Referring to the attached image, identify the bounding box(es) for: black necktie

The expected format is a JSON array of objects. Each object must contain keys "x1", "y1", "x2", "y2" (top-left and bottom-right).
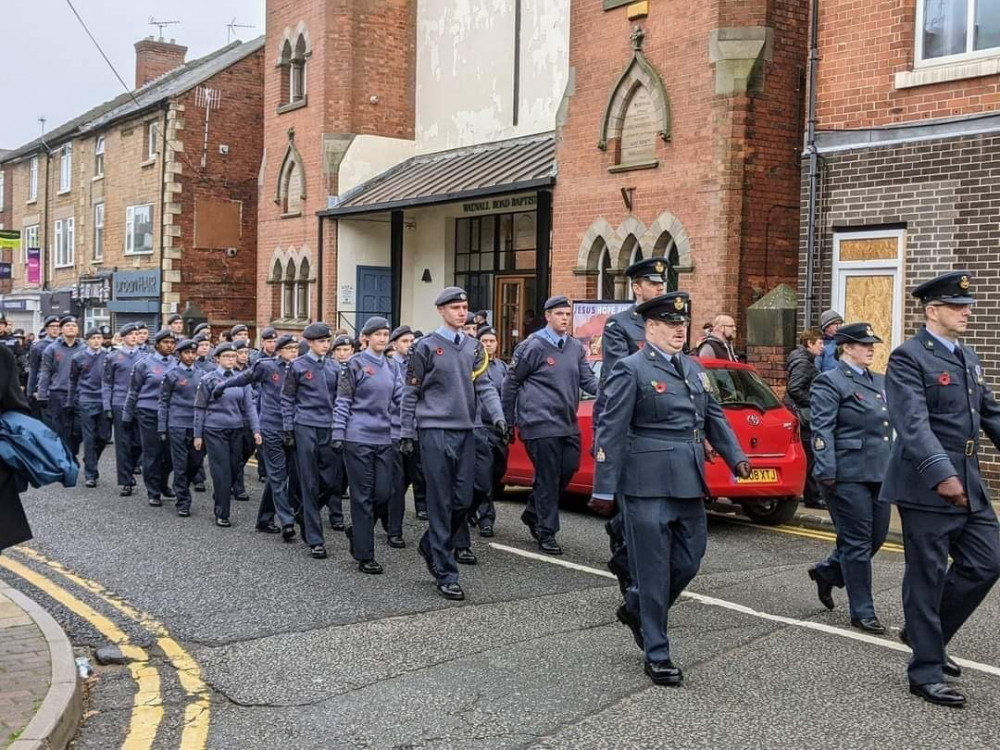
[
  {"x1": 224, "y1": 370, "x2": 233, "y2": 378},
  {"x1": 955, "y1": 346, "x2": 966, "y2": 368},
  {"x1": 672, "y1": 355, "x2": 685, "y2": 380},
  {"x1": 558, "y1": 339, "x2": 564, "y2": 350},
  {"x1": 454, "y1": 334, "x2": 461, "y2": 346}
]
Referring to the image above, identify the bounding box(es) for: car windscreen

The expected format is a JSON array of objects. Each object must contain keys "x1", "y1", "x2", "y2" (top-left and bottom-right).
[{"x1": 704, "y1": 367, "x2": 781, "y2": 411}]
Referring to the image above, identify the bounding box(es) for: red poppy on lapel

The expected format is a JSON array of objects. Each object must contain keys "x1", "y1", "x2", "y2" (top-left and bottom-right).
[
  {"x1": 546, "y1": 357, "x2": 556, "y2": 366},
  {"x1": 305, "y1": 371, "x2": 314, "y2": 380},
  {"x1": 637, "y1": 341, "x2": 646, "y2": 350},
  {"x1": 153, "y1": 368, "x2": 161, "y2": 375},
  {"x1": 271, "y1": 373, "x2": 280, "y2": 382},
  {"x1": 854, "y1": 392, "x2": 864, "y2": 401},
  {"x1": 651, "y1": 381, "x2": 666, "y2": 393},
  {"x1": 938, "y1": 372, "x2": 951, "y2": 386},
  {"x1": 364, "y1": 366, "x2": 375, "y2": 376},
  {"x1": 179, "y1": 379, "x2": 188, "y2": 386},
  {"x1": 436, "y1": 347, "x2": 444, "y2": 356}
]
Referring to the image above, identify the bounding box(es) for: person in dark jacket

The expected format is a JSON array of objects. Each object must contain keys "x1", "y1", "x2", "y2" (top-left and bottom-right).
[
  {"x1": 0, "y1": 345, "x2": 33, "y2": 552},
  {"x1": 69, "y1": 328, "x2": 111, "y2": 488},
  {"x1": 816, "y1": 309, "x2": 844, "y2": 373},
  {"x1": 785, "y1": 328, "x2": 825, "y2": 509}
]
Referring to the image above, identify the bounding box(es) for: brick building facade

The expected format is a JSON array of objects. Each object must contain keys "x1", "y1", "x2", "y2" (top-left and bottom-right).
[
  {"x1": 0, "y1": 37, "x2": 263, "y2": 336},
  {"x1": 552, "y1": 0, "x2": 808, "y2": 347},
  {"x1": 800, "y1": 0, "x2": 1000, "y2": 488}
]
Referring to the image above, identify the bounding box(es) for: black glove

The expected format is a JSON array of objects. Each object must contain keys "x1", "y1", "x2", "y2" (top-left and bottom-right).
[
  {"x1": 331, "y1": 440, "x2": 344, "y2": 454},
  {"x1": 492, "y1": 420, "x2": 508, "y2": 440},
  {"x1": 159, "y1": 432, "x2": 168, "y2": 444},
  {"x1": 505, "y1": 425, "x2": 517, "y2": 445},
  {"x1": 104, "y1": 410, "x2": 114, "y2": 421},
  {"x1": 212, "y1": 386, "x2": 226, "y2": 399},
  {"x1": 282, "y1": 431, "x2": 295, "y2": 448},
  {"x1": 399, "y1": 438, "x2": 415, "y2": 456},
  {"x1": 735, "y1": 461, "x2": 752, "y2": 480}
]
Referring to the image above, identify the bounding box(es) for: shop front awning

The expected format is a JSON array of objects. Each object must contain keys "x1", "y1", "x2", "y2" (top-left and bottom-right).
[{"x1": 319, "y1": 132, "x2": 556, "y2": 218}]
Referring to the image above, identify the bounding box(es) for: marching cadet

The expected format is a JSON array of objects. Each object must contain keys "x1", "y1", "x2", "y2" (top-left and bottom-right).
[
  {"x1": 502, "y1": 296, "x2": 598, "y2": 555},
  {"x1": 595, "y1": 258, "x2": 668, "y2": 597},
  {"x1": 69, "y1": 328, "x2": 111, "y2": 488},
  {"x1": 135, "y1": 323, "x2": 151, "y2": 353},
  {"x1": 166, "y1": 314, "x2": 186, "y2": 337},
  {"x1": 158, "y1": 339, "x2": 206, "y2": 517},
  {"x1": 334, "y1": 316, "x2": 402, "y2": 574},
  {"x1": 214, "y1": 334, "x2": 301, "y2": 540},
  {"x1": 590, "y1": 292, "x2": 750, "y2": 686},
  {"x1": 193, "y1": 342, "x2": 262, "y2": 527},
  {"x1": 230, "y1": 339, "x2": 254, "y2": 502},
  {"x1": 463, "y1": 313, "x2": 479, "y2": 338},
  {"x1": 103, "y1": 323, "x2": 144, "y2": 496},
  {"x1": 27, "y1": 315, "x2": 61, "y2": 420},
  {"x1": 327, "y1": 333, "x2": 356, "y2": 529},
  {"x1": 400, "y1": 287, "x2": 507, "y2": 601},
  {"x1": 882, "y1": 271, "x2": 1000, "y2": 708},
  {"x1": 389, "y1": 325, "x2": 428, "y2": 523},
  {"x1": 281, "y1": 323, "x2": 343, "y2": 558},
  {"x1": 194, "y1": 334, "x2": 215, "y2": 373},
  {"x1": 123, "y1": 330, "x2": 177, "y2": 506},
  {"x1": 37, "y1": 315, "x2": 84, "y2": 455},
  {"x1": 332, "y1": 334, "x2": 354, "y2": 364},
  {"x1": 467, "y1": 326, "x2": 508, "y2": 537},
  {"x1": 806, "y1": 323, "x2": 893, "y2": 634},
  {"x1": 252, "y1": 327, "x2": 278, "y2": 364},
  {"x1": 230, "y1": 324, "x2": 259, "y2": 361}
]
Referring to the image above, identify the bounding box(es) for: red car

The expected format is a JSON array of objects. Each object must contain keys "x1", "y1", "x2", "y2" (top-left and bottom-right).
[{"x1": 503, "y1": 357, "x2": 807, "y2": 525}]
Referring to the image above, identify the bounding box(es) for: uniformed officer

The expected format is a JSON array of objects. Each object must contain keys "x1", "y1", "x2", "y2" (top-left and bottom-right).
[
  {"x1": 214, "y1": 334, "x2": 301, "y2": 539},
  {"x1": 194, "y1": 342, "x2": 262, "y2": 527},
  {"x1": 280, "y1": 322, "x2": 342, "y2": 558},
  {"x1": 229, "y1": 339, "x2": 255, "y2": 502},
  {"x1": 502, "y1": 295, "x2": 598, "y2": 555},
  {"x1": 806, "y1": 322, "x2": 892, "y2": 633},
  {"x1": 590, "y1": 292, "x2": 750, "y2": 685},
  {"x1": 193, "y1": 334, "x2": 215, "y2": 373},
  {"x1": 69, "y1": 328, "x2": 111, "y2": 488},
  {"x1": 166, "y1": 313, "x2": 186, "y2": 337},
  {"x1": 103, "y1": 323, "x2": 144, "y2": 495},
  {"x1": 124, "y1": 329, "x2": 177, "y2": 505},
  {"x1": 881, "y1": 271, "x2": 1000, "y2": 708},
  {"x1": 37, "y1": 315, "x2": 84, "y2": 454},
  {"x1": 400, "y1": 287, "x2": 506, "y2": 601},
  {"x1": 158, "y1": 339, "x2": 206, "y2": 516},
  {"x1": 594, "y1": 258, "x2": 668, "y2": 595},
  {"x1": 328, "y1": 333, "x2": 356, "y2": 529},
  {"x1": 467, "y1": 326, "x2": 508, "y2": 537},
  {"x1": 193, "y1": 322, "x2": 211, "y2": 339},
  {"x1": 388, "y1": 326, "x2": 427, "y2": 521},
  {"x1": 27, "y1": 316, "x2": 61, "y2": 419},
  {"x1": 135, "y1": 323, "x2": 151, "y2": 353},
  {"x1": 334, "y1": 316, "x2": 402, "y2": 574}
]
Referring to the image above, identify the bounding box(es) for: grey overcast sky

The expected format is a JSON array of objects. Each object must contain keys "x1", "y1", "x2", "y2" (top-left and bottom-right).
[{"x1": 0, "y1": 0, "x2": 265, "y2": 149}]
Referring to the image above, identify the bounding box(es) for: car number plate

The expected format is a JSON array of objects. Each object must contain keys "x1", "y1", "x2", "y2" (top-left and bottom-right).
[{"x1": 736, "y1": 468, "x2": 778, "y2": 484}]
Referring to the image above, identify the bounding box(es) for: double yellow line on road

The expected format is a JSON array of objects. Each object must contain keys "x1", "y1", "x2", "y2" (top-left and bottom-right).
[
  {"x1": 0, "y1": 547, "x2": 210, "y2": 749},
  {"x1": 713, "y1": 516, "x2": 906, "y2": 554}
]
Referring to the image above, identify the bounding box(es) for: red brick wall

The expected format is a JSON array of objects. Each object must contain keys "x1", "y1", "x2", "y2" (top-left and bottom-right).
[
  {"x1": 814, "y1": 1, "x2": 1000, "y2": 129},
  {"x1": 135, "y1": 39, "x2": 188, "y2": 88},
  {"x1": 747, "y1": 343, "x2": 792, "y2": 395}
]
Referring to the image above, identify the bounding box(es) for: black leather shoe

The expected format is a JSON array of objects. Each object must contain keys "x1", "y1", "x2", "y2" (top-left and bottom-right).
[
  {"x1": 359, "y1": 560, "x2": 384, "y2": 575},
  {"x1": 256, "y1": 523, "x2": 281, "y2": 534},
  {"x1": 387, "y1": 535, "x2": 406, "y2": 549},
  {"x1": 417, "y1": 538, "x2": 438, "y2": 579},
  {"x1": 344, "y1": 525, "x2": 355, "y2": 557},
  {"x1": 909, "y1": 682, "x2": 966, "y2": 708},
  {"x1": 478, "y1": 523, "x2": 494, "y2": 538},
  {"x1": 85, "y1": 479, "x2": 97, "y2": 488},
  {"x1": 281, "y1": 525, "x2": 296, "y2": 542},
  {"x1": 215, "y1": 517, "x2": 231, "y2": 528},
  {"x1": 162, "y1": 488, "x2": 176, "y2": 499},
  {"x1": 520, "y1": 508, "x2": 539, "y2": 541},
  {"x1": 193, "y1": 483, "x2": 206, "y2": 493},
  {"x1": 133, "y1": 466, "x2": 142, "y2": 475},
  {"x1": 177, "y1": 509, "x2": 191, "y2": 517},
  {"x1": 539, "y1": 538, "x2": 563, "y2": 556},
  {"x1": 455, "y1": 548, "x2": 477, "y2": 565},
  {"x1": 437, "y1": 582, "x2": 465, "y2": 601},
  {"x1": 120, "y1": 486, "x2": 133, "y2": 497},
  {"x1": 467, "y1": 515, "x2": 478, "y2": 527},
  {"x1": 415, "y1": 509, "x2": 429, "y2": 521},
  {"x1": 899, "y1": 628, "x2": 962, "y2": 678},
  {"x1": 803, "y1": 498, "x2": 828, "y2": 510},
  {"x1": 644, "y1": 660, "x2": 683, "y2": 686},
  {"x1": 235, "y1": 492, "x2": 250, "y2": 502},
  {"x1": 851, "y1": 617, "x2": 886, "y2": 634},
  {"x1": 310, "y1": 544, "x2": 328, "y2": 559},
  {"x1": 331, "y1": 521, "x2": 346, "y2": 532},
  {"x1": 808, "y1": 567, "x2": 835, "y2": 610},
  {"x1": 616, "y1": 605, "x2": 643, "y2": 650},
  {"x1": 148, "y1": 496, "x2": 163, "y2": 507},
  {"x1": 608, "y1": 557, "x2": 630, "y2": 597}
]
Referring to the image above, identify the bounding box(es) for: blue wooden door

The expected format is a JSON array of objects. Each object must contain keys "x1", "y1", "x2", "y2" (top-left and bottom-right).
[{"x1": 355, "y1": 265, "x2": 392, "y2": 332}]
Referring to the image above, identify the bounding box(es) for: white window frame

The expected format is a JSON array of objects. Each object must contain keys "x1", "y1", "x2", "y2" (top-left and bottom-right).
[
  {"x1": 94, "y1": 136, "x2": 105, "y2": 178},
  {"x1": 84, "y1": 306, "x2": 110, "y2": 332},
  {"x1": 831, "y1": 228, "x2": 906, "y2": 354},
  {"x1": 93, "y1": 203, "x2": 104, "y2": 262},
  {"x1": 125, "y1": 204, "x2": 154, "y2": 255},
  {"x1": 22, "y1": 224, "x2": 39, "y2": 266},
  {"x1": 58, "y1": 144, "x2": 72, "y2": 193},
  {"x1": 915, "y1": 0, "x2": 1000, "y2": 67},
  {"x1": 146, "y1": 121, "x2": 158, "y2": 161},
  {"x1": 0, "y1": 169, "x2": 5, "y2": 210},
  {"x1": 28, "y1": 157, "x2": 38, "y2": 202},
  {"x1": 54, "y1": 217, "x2": 75, "y2": 269}
]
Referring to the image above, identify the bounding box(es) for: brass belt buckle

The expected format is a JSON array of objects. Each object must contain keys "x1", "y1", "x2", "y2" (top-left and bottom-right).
[{"x1": 965, "y1": 440, "x2": 976, "y2": 456}]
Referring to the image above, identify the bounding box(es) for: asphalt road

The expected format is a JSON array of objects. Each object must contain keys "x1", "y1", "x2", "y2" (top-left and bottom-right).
[{"x1": 2, "y1": 454, "x2": 1000, "y2": 749}]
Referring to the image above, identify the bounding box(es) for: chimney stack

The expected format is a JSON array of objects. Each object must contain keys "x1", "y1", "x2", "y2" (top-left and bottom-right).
[{"x1": 134, "y1": 37, "x2": 187, "y2": 88}]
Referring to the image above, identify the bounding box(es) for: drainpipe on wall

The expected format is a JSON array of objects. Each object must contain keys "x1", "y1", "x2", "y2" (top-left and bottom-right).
[
  {"x1": 42, "y1": 150, "x2": 51, "y2": 292},
  {"x1": 316, "y1": 216, "x2": 324, "y2": 324},
  {"x1": 158, "y1": 103, "x2": 169, "y2": 324},
  {"x1": 803, "y1": 0, "x2": 820, "y2": 329}
]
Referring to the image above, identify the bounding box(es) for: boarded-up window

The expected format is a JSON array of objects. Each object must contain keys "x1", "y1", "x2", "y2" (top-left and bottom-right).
[{"x1": 195, "y1": 200, "x2": 242, "y2": 249}]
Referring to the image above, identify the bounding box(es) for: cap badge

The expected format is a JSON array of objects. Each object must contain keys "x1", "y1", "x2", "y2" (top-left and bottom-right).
[
  {"x1": 959, "y1": 275, "x2": 970, "y2": 290},
  {"x1": 673, "y1": 296, "x2": 685, "y2": 311},
  {"x1": 654, "y1": 261, "x2": 665, "y2": 274},
  {"x1": 459, "y1": 293, "x2": 467, "y2": 301},
  {"x1": 865, "y1": 326, "x2": 874, "y2": 338}
]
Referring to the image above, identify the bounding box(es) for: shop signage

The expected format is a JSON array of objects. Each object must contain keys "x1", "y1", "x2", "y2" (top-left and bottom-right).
[
  {"x1": 461, "y1": 194, "x2": 537, "y2": 215},
  {"x1": 26, "y1": 248, "x2": 40, "y2": 284},
  {"x1": 113, "y1": 269, "x2": 161, "y2": 299},
  {"x1": 0, "y1": 263, "x2": 11, "y2": 280},
  {"x1": 0, "y1": 230, "x2": 20, "y2": 249},
  {"x1": 78, "y1": 275, "x2": 111, "y2": 304}
]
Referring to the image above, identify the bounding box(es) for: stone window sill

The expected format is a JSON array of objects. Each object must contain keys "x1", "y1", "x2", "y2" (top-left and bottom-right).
[
  {"x1": 140, "y1": 158, "x2": 157, "y2": 169},
  {"x1": 895, "y1": 56, "x2": 1000, "y2": 89},
  {"x1": 277, "y1": 98, "x2": 307, "y2": 115},
  {"x1": 93, "y1": 174, "x2": 104, "y2": 182},
  {"x1": 57, "y1": 189, "x2": 71, "y2": 196},
  {"x1": 270, "y1": 318, "x2": 309, "y2": 330},
  {"x1": 280, "y1": 210, "x2": 302, "y2": 219},
  {"x1": 26, "y1": 199, "x2": 37, "y2": 206},
  {"x1": 608, "y1": 159, "x2": 659, "y2": 174}
]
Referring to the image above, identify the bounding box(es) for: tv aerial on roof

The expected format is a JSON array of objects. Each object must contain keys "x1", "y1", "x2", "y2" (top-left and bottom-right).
[
  {"x1": 227, "y1": 18, "x2": 256, "y2": 43},
  {"x1": 148, "y1": 17, "x2": 180, "y2": 39}
]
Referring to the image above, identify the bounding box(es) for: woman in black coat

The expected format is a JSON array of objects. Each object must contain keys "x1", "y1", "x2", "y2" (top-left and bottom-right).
[
  {"x1": 784, "y1": 329, "x2": 825, "y2": 509},
  {"x1": 0, "y1": 345, "x2": 32, "y2": 552}
]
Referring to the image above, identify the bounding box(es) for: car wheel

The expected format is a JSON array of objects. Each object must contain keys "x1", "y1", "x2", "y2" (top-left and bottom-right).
[{"x1": 740, "y1": 497, "x2": 798, "y2": 526}]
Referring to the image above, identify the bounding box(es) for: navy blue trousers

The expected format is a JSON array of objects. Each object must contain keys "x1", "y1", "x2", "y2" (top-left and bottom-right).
[
  {"x1": 389, "y1": 441, "x2": 406, "y2": 537},
  {"x1": 136, "y1": 408, "x2": 171, "y2": 499},
  {"x1": 813, "y1": 482, "x2": 890, "y2": 620},
  {"x1": 328, "y1": 453, "x2": 346, "y2": 526},
  {"x1": 47, "y1": 391, "x2": 82, "y2": 457},
  {"x1": 418, "y1": 428, "x2": 475, "y2": 586},
  {"x1": 345, "y1": 442, "x2": 394, "y2": 562},
  {"x1": 899, "y1": 503, "x2": 1000, "y2": 685},
  {"x1": 256, "y1": 430, "x2": 296, "y2": 528},
  {"x1": 204, "y1": 427, "x2": 242, "y2": 521},
  {"x1": 523, "y1": 434, "x2": 581, "y2": 541},
  {"x1": 112, "y1": 406, "x2": 141, "y2": 487},
  {"x1": 78, "y1": 401, "x2": 111, "y2": 482},
  {"x1": 293, "y1": 424, "x2": 341, "y2": 547},
  {"x1": 622, "y1": 495, "x2": 707, "y2": 664},
  {"x1": 168, "y1": 428, "x2": 204, "y2": 512},
  {"x1": 402, "y1": 442, "x2": 427, "y2": 515}
]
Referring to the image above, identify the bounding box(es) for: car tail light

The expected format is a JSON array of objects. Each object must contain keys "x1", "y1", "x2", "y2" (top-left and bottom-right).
[{"x1": 784, "y1": 420, "x2": 801, "y2": 444}]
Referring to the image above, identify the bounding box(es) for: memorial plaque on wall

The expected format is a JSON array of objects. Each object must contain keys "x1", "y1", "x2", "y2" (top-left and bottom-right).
[{"x1": 619, "y1": 86, "x2": 657, "y2": 164}]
